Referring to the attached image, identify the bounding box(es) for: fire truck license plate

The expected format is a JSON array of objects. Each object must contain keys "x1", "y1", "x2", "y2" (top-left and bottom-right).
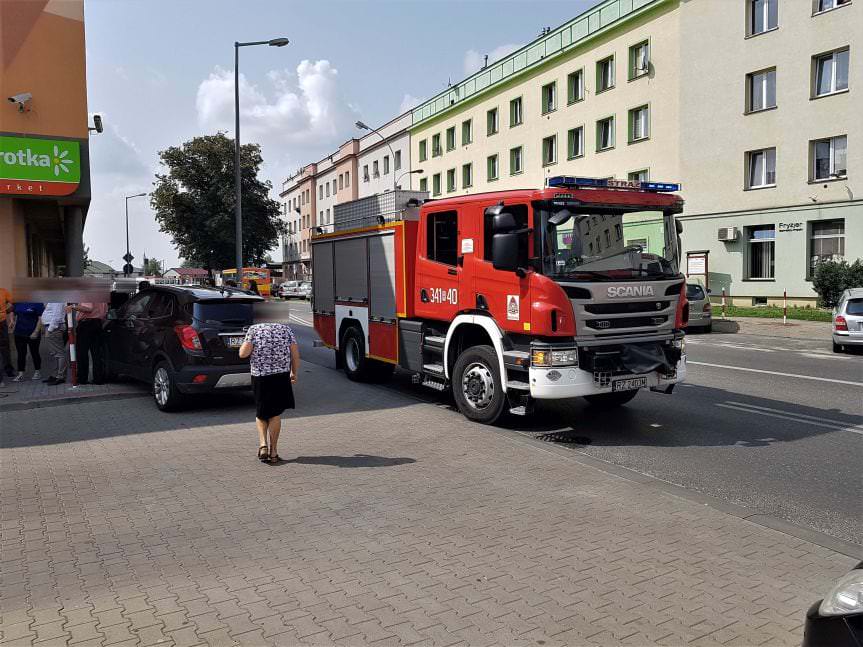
[{"x1": 612, "y1": 376, "x2": 647, "y2": 391}]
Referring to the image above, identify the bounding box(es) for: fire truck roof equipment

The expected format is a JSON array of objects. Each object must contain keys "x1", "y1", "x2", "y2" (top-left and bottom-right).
[{"x1": 547, "y1": 176, "x2": 681, "y2": 193}]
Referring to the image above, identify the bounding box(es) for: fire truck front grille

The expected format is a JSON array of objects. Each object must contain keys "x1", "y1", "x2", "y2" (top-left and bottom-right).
[
  {"x1": 585, "y1": 300, "x2": 671, "y2": 315},
  {"x1": 586, "y1": 315, "x2": 668, "y2": 330},
  {"x1": 594, "y1": 371, "x2": 612, "y2": 387}
]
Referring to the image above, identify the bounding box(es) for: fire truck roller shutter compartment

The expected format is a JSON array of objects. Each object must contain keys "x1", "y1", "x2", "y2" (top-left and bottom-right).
[
  {"x1": 312, "y1": 240, "x2": 336, "y2": 347},
  {"x1": 335, "y1": 237, "x2": 370, "y2": 352},
  {"x1": 368, "y1": 232, "x2": 399, "y2": 363}
]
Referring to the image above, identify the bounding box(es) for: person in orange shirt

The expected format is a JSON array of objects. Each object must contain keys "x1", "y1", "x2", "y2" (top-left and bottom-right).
[{"x1": 0, "y1": 287, "x2": 14, "y2": 380}]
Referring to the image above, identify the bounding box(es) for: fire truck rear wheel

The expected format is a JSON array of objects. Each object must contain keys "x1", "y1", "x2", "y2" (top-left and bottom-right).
[
  {"x1": 341, "y1": 326, "x2": 371, "y2": 382},
  {"x1": 583, "y1": 389, "x2": 639, "y2": 409},
  {"x1": 452, "y1": 345, "x2": 506, "y2": 424}
]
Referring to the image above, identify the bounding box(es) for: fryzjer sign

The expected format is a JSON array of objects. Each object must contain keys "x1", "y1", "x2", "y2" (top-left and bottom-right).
[{"x1": 0, "y1": 135, "x2": 81, "y2": 196}]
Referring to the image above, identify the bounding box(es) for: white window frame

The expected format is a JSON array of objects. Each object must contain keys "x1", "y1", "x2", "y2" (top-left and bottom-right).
[
  {"x1": 811, "y1": 135, "x2": 847, "y2": 181},
  {"x1": 748, "y1": 0, "x2": 778, "y2": 36},
  {"x1": 542, "y1": 135, "x2": 557, "y2": 166},
  {"x1": 629, "y1": 41, "x2": 650, "y2": 79},
  {"x1": 808, "y1": 219, "x2": 845, "y2": 276},
  {"x1": 394, "y1": 150, "x2": 402, "y2": 171},
  {"x1": 567, "y1": 126, "x2": 584, "y2": 159},
  {"x1": 596, "y1": 116, "x2": 615, "y2": 151},
  {"x1": 747, "y1": 68, "x2": 777, "y2": 112},
  {"x1": 814, "y1": 0, "x2": 851, "y2": 14},
  {"x1": 629, "y1": 105, "x2": 649, "y2": 142},
  {"x1": 542, "y1": 82, "x2": 557, "y2": 114},
  {"x1": 597, "y1": 56, "x2": 615, "y2": 92},
  {"x1": 372, "y1": 161, "x2": 379, "y2": 179},
  {"x1": 510, "y1": 146, "x2": 523, "y2": 175},
  {"x1": 746, "y1": 147, "x2": 777, "y2": 188},
  {"x1": 510, "y1": 97, "x2": 523, "y2": 127},
  {"x1": 383, "y1": 155, "x2": 390, "y2": 175},
  {"x1": 446, "y1": 168, "x2": 456, "y2": 193},
  {"x1": 487, "y1": 154, "x2": 499, "y2": 181},
  {"x1": 814, "y1": 48, "x2": 849, "y2": 97},
  {"x1": 462, "y1": 163, "x2": 473, "y2": 188},
  {"x1": 487, "y1": 108, "x2": 499, "y2": 136},
  {"x1": 747, "y1": 225, "x2": 776, "y2": 280},
  {"x1": 567, "y1": 69, "x2": 584, "y2": 104},
  {"x1": 628, "y1": 169, "x2": 649, "y2": 182}
]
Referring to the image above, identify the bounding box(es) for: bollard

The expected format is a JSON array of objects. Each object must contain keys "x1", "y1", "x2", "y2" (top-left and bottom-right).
[
  {"x1": 783, "y1": 289, "x2": 787, "y2": 326},
  {"x1": 67, "y1": 308, "x2": 78, "y2": 387},
  {"x1": 721, "y1": 288, "x2": 727, "y2": 320}
]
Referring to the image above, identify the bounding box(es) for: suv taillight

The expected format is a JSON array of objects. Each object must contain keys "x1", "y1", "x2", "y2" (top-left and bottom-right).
[
  {"x1": 175, "y1": 324, "x2": 202, "y2": 350},
  {"x1": 835, "y1": 315, "x2": 848, "y2": 331}
]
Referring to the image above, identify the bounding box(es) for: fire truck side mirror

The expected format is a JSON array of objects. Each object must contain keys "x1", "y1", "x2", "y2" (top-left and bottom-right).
[
  {"x1": 491, "y1": 233, "x2": 520, "y2": 273},
  {"x1": 675, "y1": 219, "x2": 684, "y2": 234}
]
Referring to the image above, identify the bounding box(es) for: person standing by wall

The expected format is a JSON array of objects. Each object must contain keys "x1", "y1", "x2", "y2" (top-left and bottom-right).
[
  {"x1": 41, "y1": 302, "x2": 68, "y2": 385},
  {"x1": 238, "y1": 321, "x2": 299, "y2": 464},
  {"x1": 11, "y1": 302, "x2": 45, "y2": 381},
  {"x1": 0, "y1": 286, "x2": 13, "y2": 381},
  {"x1": 66, "y1": 302, "x2": 107, "y2": 384}
]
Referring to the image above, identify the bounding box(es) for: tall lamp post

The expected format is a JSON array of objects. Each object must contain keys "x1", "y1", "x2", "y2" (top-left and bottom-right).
[
  {"x1": 234, "y1": 37, "x2": 289, "y2": 278},
  {"x1": 396, "y1": 168, "x2": 424, "y2": 191},
  {"x1": 355, "y1": 121, "x2": 399, "y2": 193},
  {"x1": 123, "y1": 193, "x2": 146, "y2": 276}
]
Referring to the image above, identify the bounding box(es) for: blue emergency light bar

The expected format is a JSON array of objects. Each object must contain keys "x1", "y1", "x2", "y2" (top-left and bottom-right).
[{"x1": 547, "y1": 176, "x2": 681, "y2": 192}]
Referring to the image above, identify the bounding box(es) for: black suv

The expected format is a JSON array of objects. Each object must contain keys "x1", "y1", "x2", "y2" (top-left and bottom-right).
[{"x1": 103, "y1": 285, "x2": 263, "y2": 411}]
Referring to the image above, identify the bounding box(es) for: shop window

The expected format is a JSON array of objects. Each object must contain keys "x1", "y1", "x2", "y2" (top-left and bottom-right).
[
  {"x1": 747, "y1": 225, "x2": 775, "y2": 279},
  {"x1": 809, "y1": 219, "x2": 845, "y2": 277}
]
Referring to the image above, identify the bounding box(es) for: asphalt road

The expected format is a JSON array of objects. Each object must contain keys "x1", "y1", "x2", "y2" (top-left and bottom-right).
[{"x1": 278, "y1": 299, "x2": 863, "y2": 545}]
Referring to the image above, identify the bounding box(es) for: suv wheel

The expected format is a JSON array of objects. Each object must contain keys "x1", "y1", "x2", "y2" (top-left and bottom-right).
[
  {"x1": 583, "y1": 389, "x2": 639, "y2": 409},
  {"x1": 153, "y1": 361, "x2": 183, "y2": 411},
  {"x1": 452, "y1": 345, "x2": 506, "y2": 424}
]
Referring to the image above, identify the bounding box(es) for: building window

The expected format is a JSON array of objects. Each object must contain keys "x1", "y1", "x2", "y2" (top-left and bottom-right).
[
  {"x1": 747, "y1": 225, "x2": 775, "y2": 279},
  {"x1": 462, "y1": 119, "x2": 473, "y2": 145},
  {"x1": 462, "y1": 163, "x2": 473, "y2": 188},
  {"x1": 325, "y1": 183, "x2": 330, "y2": 197},
  {"x1": 596, "y1": 116, "x2": 615, "y2": 151},
  {"x1": 746, "y1": 147, "x2": 776, "y2": 188},
  {"x1": 319, "y1": 210, "x2": 323, "y2": 225},
  {"x1": 326, "y1": 208, "x2": 330, "y2": 224},
  {"x1": 383, "y1": 155, "x2": 390, "y2": 175},
  {"x1": 510, "y1": 97, "x2": 523, "y2": 127},
  {"x1": 813, "y1": 48, "x2": 849, "y2": 96},
  {"x1": 748, "y1": 0, "x2": 778, "y2": 36},
  {"x1": 426, "y1": 211, "x2": 458, "y2": 266},
  {"x1": 814, "y1": 0, "x2": 851, "y2": 13},
  {"x1": 811, "y1": 135, "x2": 847, "y2": 180},
  {"x1": 372, "y1": 161, "x2": 380, "y2": 178},
  {"x1": 432, "y1": 133, "x2": 442, "y2": 157},
  {"x1": 596, "y1": 55, "x2": 615, "y2": 92},
  {"x1": 628, "y1": 169, "x2": 649, "y2": 182},
  {"x1": 542, "y1": 135, "x2": 557, "y2": 166},
  {"x1": 394, "y1": 150, "x2": 402, "y2": 171},
  {"x1": 509, "y1": 146, "x2": 523, "y2": 175},
  {"x1": 345, "y1": 171, "x2": 350, "y2": 187},
  {"x1": 629, "y1": 41, "x2": 650, "y2": 80},
  {"x1": 419, "y1": 139, "x2": 428, "y2": 162},
  {"x1": 339, "y1": 174, "x2": 344, "y2": 190},
  {"x1": 332, "y1": 180, "x2": 337, "y2": 194},
  {"x1": 809, "y1": 219, "x2": 845, "y2": 276},
  {"x1": 541, "y1": 82, "x2": 556, "y2": 114},
  {"x1": 567, "y1": 126, "x2": 584, "y2": 159},
  {"x1": 446, "y1": 168, "x2": 456, "y2": 192},
  {"x1": 567, "y1": 69, "x2": 584, "y2": 104},
  {"x1": 446, "y1": 126, "x2": 456, "y2": 151},
  {"x1": 419, "y1": 177, "x2": 428, "y2": 193},
  {"x1": 432, "y1": 173, "x2": 441, "y2": 196},
  {"x1": 487, "y1": 108, "x2": 499, "y2": 136},
  {"x1": 319, "y1": 185, "x2": 323, "y2": 200},
  {"x1": 628, "y1": 105, "x2": 649, "y2": 142},
  {"x1": 363, "y1": 165, "x2": 370, "y2": 182},
  {"x1": 747, "y1": 68, "x2": 777, "y2": 112},
  {"x1": 487, "y1": 154, "x2": 499, "y2": 181}
]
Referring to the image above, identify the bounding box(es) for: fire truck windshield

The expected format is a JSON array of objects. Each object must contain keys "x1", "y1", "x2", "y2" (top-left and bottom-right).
[{"x1": 538, "y1": 208, "x2": 680, "y2": 281}]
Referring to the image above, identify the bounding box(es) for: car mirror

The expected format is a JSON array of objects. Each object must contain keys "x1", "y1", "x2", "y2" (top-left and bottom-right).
[
  {"x1": 492, "y1": 232, "x2": 520, "y2": 273},
  {"x1": 706, "y1": 288, "x2": 712, "y2": 295}
]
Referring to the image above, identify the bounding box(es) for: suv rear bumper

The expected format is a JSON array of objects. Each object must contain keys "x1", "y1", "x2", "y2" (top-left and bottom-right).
[{"x1": 174, "y1": 365, "x2": 252, "y2": 394}]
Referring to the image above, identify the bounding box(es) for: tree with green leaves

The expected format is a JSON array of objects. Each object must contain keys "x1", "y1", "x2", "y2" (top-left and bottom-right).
[
  {"x1": 151, "y1": 134, "x2": 285, "y2": 273},
  {"x1": 143, "y1": 258, "x2": 163, "y2": 276}
]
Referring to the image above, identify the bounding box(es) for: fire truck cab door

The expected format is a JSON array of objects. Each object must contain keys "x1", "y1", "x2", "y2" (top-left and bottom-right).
[{"x1": 415, "y1": 209, "x2": 464, "y2": 322}]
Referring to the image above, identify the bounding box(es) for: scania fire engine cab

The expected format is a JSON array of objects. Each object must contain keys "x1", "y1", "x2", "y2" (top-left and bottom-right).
[{"x1": 311, "y1": 177, "x2": 688, "y2": 424}]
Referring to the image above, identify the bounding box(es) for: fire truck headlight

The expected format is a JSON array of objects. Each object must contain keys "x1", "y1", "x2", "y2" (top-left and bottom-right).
[
  {"x1": 531, "y1": 350, "x2": 551, "y2": 367},
  {"x1": 551, "y1": 349, "x2": 578, "y2": 366}
]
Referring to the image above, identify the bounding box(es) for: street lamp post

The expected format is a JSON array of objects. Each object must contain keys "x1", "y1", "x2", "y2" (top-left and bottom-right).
[
  {"x1": 234, "y1": 37, "x2": 289, "y2": 278},
  {"x1": 124, "y1": 193, "x2": 146, "y2": 276},
  {"x1": 396, "y1": 168, "x2": 424, "y2": 191},
  {"x1": 356, "y1": 121, "x2": 400, "y2": 193}
]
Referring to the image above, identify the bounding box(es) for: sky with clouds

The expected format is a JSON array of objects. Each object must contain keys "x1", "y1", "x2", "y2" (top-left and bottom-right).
[{"x1": 84, "y1": 0, "x2": 592, "y2": 269}]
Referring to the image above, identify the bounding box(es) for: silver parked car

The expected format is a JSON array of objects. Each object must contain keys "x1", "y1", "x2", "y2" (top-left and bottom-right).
[
  {"x1": 832, "y1": 288, "x2": 863, "y2": 353},
  {"x1": 686, "y1": 283, "x2": 712, "y2": 333}
]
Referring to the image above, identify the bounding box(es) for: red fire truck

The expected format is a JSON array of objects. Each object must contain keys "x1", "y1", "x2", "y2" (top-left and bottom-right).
[{"x1": 311, "y1": 177, "x2": 688, "y2": 424}]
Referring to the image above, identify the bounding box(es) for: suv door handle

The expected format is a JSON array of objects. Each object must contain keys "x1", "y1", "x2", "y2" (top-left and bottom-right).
[{"x1": 420, "y1": 289, "x2": 430, "y2": 303}]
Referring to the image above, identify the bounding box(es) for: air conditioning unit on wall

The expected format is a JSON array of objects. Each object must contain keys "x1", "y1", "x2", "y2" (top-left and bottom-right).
[{"x1": 718, "y1": 226, "x2": 738, "y2": 242}]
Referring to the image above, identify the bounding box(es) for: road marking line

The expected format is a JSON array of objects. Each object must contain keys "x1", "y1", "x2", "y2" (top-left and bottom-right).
[
  {"x1": 687, "y1": 361, "x2": 863, "y2": 386},
  {"x1": 726, "y1": 401, "x2": 863, "y2": 430},
  {"x1": 289, "y1": 314, "x2": 313, "y2": 326},
  {"x1": 716, "y1": 404, "x2": 863, "y2": 435}
]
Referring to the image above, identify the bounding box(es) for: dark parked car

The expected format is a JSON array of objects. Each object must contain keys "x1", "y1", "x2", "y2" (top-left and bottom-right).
[
  {"x1": 103, "y1": 285, "x2": 263, "y2": 411},
  {"x1": 802, "y1": 561, "x2": 863, "y2": 647}
]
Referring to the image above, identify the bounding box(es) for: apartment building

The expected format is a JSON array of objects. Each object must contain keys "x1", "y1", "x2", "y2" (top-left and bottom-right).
[{"x1": 357, "y1": 112, "x2": 413, "y2": 197}]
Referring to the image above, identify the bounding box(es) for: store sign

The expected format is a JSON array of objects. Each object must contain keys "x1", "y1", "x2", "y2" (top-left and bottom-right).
[
  {"x1": 0, "y1": 135, "x2": 81, "y2": 196},
  {"x1": 778, "y1": 222, "x2": 803, "y2": 232}
]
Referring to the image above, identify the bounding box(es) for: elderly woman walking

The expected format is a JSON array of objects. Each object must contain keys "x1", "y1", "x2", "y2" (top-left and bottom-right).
[{"x1": 239, "y1": 321, "x2": 299, "y2": 464}]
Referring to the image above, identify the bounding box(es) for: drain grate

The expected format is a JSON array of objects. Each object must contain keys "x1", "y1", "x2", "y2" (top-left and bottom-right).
[{"x1": 537, "y1": 431, "x2": 592, "y2": 445}]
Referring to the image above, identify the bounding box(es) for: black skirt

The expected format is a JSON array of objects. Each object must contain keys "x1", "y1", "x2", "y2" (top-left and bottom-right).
[{"x1": 252, "y1": 371, "x2": 295, "y2": 420}]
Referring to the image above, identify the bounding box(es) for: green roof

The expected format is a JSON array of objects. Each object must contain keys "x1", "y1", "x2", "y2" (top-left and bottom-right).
[{"x1": 411, "y1": 0, "x2": 663, "y2": 129}]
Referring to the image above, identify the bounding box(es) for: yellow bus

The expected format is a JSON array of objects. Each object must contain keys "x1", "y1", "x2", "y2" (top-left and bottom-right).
[{"x1": 221, "y1": 267, "x2": 272, "y2": 297}]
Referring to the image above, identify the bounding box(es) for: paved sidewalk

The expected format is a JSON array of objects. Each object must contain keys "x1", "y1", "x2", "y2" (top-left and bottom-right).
[
  {"x1": 712, "y1": 317, "x2": 832, "y2": 340},
  {"x1": 0, "y1": 362, "x2": 857, "y2": 647},
  {"x1": 0, "y1": 374, "x2": 147, "y2": 412}
]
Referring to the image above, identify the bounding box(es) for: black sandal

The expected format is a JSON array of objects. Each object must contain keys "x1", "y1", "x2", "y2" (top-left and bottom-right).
[
  {"x1": 258, "y1": 445, "x2": 269, "y2": 461},
  {"x1": 268, "y1": 454, "x2": 281, "y2": 464}
]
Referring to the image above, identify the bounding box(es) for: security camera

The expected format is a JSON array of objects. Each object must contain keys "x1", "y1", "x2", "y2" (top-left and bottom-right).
[
  {"x1": 7, "y1": 92, "x2": 32, "y2": 112},
  {"x1": 89, "y1": 114, "x2": 103, "y2": 133}
]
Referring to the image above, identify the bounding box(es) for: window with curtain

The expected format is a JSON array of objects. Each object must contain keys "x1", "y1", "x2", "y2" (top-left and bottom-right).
[
  {"x1": 567, "y1": 127, "x2": 584, "y2": 159},
  {"x1": 809, "y1": 219, "x2": 845, "y2": 276},
  {"x1": 814, "y1": 49, "x2": 849, "y2": 96},
  {"x1": 596, "y1": 116, "x2": 615, "y2": 150},
  {"x1": 811, "y1": 135, "x2": 847, "y2": 180},
  {"x1": 748, "y1": 225, "x2": 775, "y2": 279},
  {"x1": 746, "y1": 148, "x2": 776, "y2": 188},
  {"x1": 747, "y1": 68, "x2": 776, "y2": 112},
  {"x1": 487, "y1": 154, "x2": 499, "y2": 181},
  {"x1": 748, "y1": 0, "x2": 777, "y2": 35},
  {"x1": 487, "y1": 108, "x2": 499, "y2": 136},
  {"x1": 567, "y1": 69, "x2": 584, "y2": 103}
]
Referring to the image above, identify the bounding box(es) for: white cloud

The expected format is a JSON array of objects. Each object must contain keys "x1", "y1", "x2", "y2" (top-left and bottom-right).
[
  {"x1": 463, "y1": 43, "x2": 522, "y2": 76},
  {"x1": 195, "y1": 59, "x2": 359, "y2": 150},
  {"x1": 399, "y1": 94, "x2": 420, "y2": 114}
]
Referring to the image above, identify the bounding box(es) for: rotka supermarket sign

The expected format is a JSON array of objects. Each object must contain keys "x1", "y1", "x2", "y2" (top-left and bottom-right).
[{"x1": 0, "y1": 135, "x2": 81, "y2": 196}]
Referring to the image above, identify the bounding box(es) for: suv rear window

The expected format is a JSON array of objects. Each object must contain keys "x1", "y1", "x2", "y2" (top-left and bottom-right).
[
  {"x1": 191, "y1": 301, "x2": 254, "y2": 325},
  {"x1": 846, "y1": 299, "x2": 863, "y2": 315},
  {"x1": 686, "y1": 284, "x2": 705, "y2": 300}
]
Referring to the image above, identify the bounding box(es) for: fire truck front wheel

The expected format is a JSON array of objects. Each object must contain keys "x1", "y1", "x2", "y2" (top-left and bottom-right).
[
  {"x1": 341, "y1": 326, "x2": 371, "y2": 382},
  {"x1": 452, "y1": 345, "x2": 507, "y2": 425},
  {"x1": 583, "y1": 389, "x2": 639, "y2": 409}
]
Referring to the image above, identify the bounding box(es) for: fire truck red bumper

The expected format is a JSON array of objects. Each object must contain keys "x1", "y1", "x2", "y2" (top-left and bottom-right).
[{"x1": 527, "y1": 357, "x2": 686, "y2": 399}]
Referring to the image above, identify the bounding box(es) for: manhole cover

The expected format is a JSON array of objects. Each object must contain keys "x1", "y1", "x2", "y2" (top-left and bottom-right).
[{"x1": 538, "y1": 432, "x2": 592, "y2": 445}]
